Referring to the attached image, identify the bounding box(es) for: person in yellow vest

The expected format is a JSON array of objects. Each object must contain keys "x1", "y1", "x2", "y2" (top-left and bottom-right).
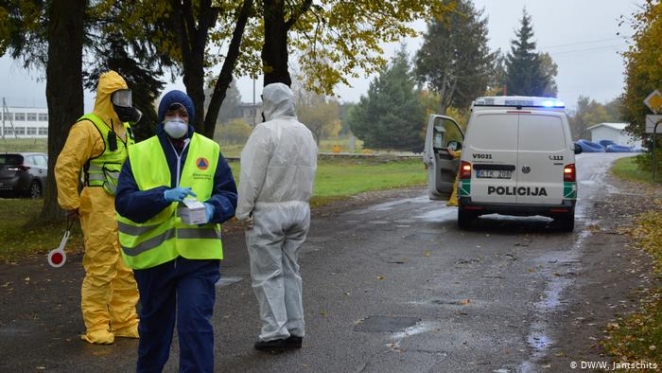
[
  {"x1": 55, "y1": 70, "x2": 142, "y2": 345},
  {"x1": 115, "y1": 89, "x2": 237, "y2": 372}
]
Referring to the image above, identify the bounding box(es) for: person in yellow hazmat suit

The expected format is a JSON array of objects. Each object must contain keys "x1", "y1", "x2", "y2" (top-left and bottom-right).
[
  {"x1": 55, "y1": 70, "x2": 142, "y2": 345},
  {"x1": 447, "y1": 146, "x2": 462, "y2": 207}
]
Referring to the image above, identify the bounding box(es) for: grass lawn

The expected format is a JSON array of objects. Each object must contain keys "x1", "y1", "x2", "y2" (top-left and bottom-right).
[{"x1": 0, "y1": 156, "x2": 425, "y2": 263}]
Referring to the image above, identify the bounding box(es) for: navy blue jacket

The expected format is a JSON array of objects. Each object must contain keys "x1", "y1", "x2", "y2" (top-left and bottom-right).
[{"x1": 115, "y1": 124, "x2": 237, "y2": 224}]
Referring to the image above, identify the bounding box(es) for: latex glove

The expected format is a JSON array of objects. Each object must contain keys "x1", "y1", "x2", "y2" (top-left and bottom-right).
[
  {"x1": 240, "y1": 215, "x2": 254, "y2": 230},
  {"x1": 164, "y1": 187, "x2": 196, "y2": 203},
  {"x1": 203, "y1": 203, "x2": 214, "y2": 224}
]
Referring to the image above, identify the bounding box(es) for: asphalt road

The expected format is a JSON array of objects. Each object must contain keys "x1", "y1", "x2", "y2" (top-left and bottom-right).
[{"x1": 0, "y1": 153, "x2": 640, "y2": 372}]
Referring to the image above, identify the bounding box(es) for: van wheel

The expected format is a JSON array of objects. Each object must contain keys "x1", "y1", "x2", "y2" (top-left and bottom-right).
[
  {"x1": 458, "y1": 209, "x2": 474, "y2": 230},
  {"x1": 557, "y1": 214, "x2": 575, "y2": 232}
]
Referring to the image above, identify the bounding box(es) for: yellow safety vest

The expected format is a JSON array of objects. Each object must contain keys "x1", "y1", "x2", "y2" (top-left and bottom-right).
[
  {"x1": 118, "y1": 133, "x2": 223, "y2": 269},
  {"x1": 81, "y1": 113, "x2": 135, "y2": 195}
]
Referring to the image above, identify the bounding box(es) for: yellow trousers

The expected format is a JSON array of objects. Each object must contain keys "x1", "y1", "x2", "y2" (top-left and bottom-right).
[{"x1": 79, "y1": 188, "x2": 139, "y2": 344}]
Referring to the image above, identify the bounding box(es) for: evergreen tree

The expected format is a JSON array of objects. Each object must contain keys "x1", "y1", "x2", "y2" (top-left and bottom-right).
[
  {"x1": 348, "y1": 46, "x2": 425, "y2": 150},
  {"x1": 205, "y1": 78, "x2": 242, "y2": 125},
  {"x1": 414, "y1": 0, "x2": 494, "y2": 113},
  {"x1": 504, "y1": 9, "x2": 556, "y2": 96}
]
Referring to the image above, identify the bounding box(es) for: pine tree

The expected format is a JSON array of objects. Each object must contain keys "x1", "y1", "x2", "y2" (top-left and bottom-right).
[
  {"x1": 504, "y1": 10, "x2": 554, "y2": 96},
  {"x1": 414, "y1": 0, "x2": 494, "y2": 113},
  {"x1": 349, "y1": 46, "x2": 425, "y2": 150}
]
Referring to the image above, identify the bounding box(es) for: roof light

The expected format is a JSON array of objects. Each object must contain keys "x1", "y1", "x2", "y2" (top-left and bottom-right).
[
  {"x1": 473, "y1": 96, "x2": 565, "y2": 108},
  {"x1": 541, "y1": 99, "x2": 565, "y2": 107}
]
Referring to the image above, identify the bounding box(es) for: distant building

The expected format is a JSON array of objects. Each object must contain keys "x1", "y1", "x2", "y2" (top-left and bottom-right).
[
  {"x1": 237, "y1": 102, "x2": 262, "y2": 127},
  {"x1": 1, "y1": 106, "x2": 49, "y2": 139},
  {"x1": 586, "y1": 122, "x2": 642, "y2": 147}
]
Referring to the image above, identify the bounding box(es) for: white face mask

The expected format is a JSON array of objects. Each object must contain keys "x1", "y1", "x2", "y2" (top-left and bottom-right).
[{"x1": 163, "y1": 119, "x2": 188, "y2": 139}]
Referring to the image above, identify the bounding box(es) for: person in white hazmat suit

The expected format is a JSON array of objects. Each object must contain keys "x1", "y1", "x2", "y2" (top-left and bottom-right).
[{"x1": 236, "y1": 82, "x2": 318, "y2": 353}]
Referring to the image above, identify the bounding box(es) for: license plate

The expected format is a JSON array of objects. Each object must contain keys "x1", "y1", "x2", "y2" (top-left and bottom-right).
[{"x1": 476, "y1": 169, "x2": 512, "y2": 179}]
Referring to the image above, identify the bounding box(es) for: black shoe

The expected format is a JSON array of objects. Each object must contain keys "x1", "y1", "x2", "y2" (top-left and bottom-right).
[
  {"x1": 284, "y1": 335, "x2": 303, "y2": 349},
  {"x1": 254, "y1": 339, "x2": 286, "y2": 353}
]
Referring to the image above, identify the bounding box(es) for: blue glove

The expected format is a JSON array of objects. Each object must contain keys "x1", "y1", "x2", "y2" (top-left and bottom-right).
[
  {"x1": 164, "y1": 187, "x2": 196, "y2": 203},
  {"x1": 203, "y1": 203, "x2": 215, "y2": 224}
]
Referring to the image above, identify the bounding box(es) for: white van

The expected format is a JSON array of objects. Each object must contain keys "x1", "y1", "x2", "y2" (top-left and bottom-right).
[{"x1": 456, "y1": 96, "x2": 581, "y2": 231}]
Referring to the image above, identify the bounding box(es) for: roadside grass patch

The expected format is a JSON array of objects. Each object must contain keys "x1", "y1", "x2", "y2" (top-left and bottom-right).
[
  {"x1": 603, "y1": 157, "x2": 662, "y2": 367},
  {"x1": 602, "y1": 208, "x2": 662, "y2": 366},
  {"x1": 0, "y1": 199, "x2": 85, "y2": 264},
  {"x1": 228, "y1": 156, "x2": 425, "y2": 205},
  {"x1": 611, "y1": 155, "x2": 656, "y2": 183}
]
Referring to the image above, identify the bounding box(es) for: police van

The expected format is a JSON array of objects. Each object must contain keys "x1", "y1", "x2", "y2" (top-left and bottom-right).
[{"x1": 456, "y1": 96, "x2": 581, "y2": 231}]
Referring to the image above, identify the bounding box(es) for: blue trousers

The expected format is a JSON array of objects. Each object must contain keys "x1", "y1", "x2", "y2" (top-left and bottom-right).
[{"x1": 133, "y1": 258, "x2": 220, "y2": 373}]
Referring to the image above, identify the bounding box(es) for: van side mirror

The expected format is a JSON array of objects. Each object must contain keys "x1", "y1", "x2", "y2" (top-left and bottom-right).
[
  {"x1": 447, "y1": 140, "x2": 462, "y2": 151},
  {"x1": 574, "y1": 143, "x2": 583, "y2": 154}
]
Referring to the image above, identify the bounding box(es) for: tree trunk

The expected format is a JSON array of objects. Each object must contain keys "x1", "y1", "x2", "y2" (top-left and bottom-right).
[
  {"x1": 172, "y1": 0, "x2": 219, "y2": 138},
  {"x1": 262, "y1": 0, "x2": 291, "y2": 87},
  {"x1": 39, "y1": 0, "x2": 85, "y2": 223},
  {"x1": 205, "y1": 0, "x2": 253, "y2": 140}
]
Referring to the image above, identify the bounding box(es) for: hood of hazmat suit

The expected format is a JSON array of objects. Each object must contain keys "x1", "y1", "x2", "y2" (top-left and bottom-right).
[{"x1": 236, "y1": 82, "x2": 318, "y2": 221}]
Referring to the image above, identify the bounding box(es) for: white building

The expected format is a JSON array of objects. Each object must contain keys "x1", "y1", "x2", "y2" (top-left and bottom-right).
[
  {"x1": 586, "y1": 122, "x2": 642, "y2": 147},
  {"x1": 1, "y1": 106, "x2": 49, "y2": 139}
]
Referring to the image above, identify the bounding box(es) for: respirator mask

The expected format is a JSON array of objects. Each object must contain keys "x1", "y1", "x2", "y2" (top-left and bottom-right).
[{"x1": 164, "y1": 118, "x2": 188, "y2": 139}]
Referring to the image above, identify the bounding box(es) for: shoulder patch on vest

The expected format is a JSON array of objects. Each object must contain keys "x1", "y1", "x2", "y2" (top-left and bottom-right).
[{"x1": 196, "y1": 157, "x2": 209, "y2": 170}]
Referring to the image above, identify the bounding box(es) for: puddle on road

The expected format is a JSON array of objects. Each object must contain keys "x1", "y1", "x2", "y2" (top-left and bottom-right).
[
  {"x1": 415, "y1": 207, "x2": 456, "y2": 222},
  {"x1": 346, "y1": 196, "x2": 429, "y2": 215},
  {"x1": 518, "y1": 224, "x2": 592, "y2": 372}
]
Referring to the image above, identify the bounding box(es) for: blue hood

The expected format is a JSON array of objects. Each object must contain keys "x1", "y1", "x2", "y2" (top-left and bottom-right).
[{"x1": 158, "y1": 90, "x2": 195, "y2": 124}]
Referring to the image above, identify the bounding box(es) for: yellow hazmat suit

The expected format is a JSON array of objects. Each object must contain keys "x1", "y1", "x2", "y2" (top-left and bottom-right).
[
  {"x1": 447, "y1": 149, "x2": 462, "y2": 207},
  {"x1": 55, "y1": 71, "x2": 140, "y2": 345}
]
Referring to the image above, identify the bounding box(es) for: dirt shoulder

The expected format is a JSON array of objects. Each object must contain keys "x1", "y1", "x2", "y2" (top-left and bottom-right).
[{"x1": 540, "y1": 175, "x2": 662, "y2": 371}]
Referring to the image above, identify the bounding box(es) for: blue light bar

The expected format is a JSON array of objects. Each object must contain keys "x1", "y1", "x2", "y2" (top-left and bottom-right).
[
  {"x1": 473, "y1": 96, "x2": 565, "y2": 108},
  {"x1": 541, "y1": 99, "x2": 565, "y2": 107}
]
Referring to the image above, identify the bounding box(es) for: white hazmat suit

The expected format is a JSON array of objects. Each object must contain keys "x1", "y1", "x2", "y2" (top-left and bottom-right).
[{"x1": 237, "y1": 83, "x2": 318, "y2": 343}]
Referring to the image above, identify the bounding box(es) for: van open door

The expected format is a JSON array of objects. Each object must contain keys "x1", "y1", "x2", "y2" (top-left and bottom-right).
[{"x1": 423, "y1": 115, "x2": 464, "y2": 200}]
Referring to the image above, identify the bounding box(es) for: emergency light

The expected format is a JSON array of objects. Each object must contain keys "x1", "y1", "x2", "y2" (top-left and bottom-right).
[{"x1": 473, "y1": 96, "x2": 565, "y2": 108}]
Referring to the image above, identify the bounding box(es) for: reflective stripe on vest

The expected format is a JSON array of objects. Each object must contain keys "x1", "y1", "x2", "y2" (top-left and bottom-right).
[
  {"x1": 80, "y1": 113, "x2": 134, "y2": 195},
  {"x1": 118, "y1": 134, "x2": 222, "y2": 269}
]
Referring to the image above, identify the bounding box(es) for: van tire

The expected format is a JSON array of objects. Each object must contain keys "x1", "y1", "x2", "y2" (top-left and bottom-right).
[
  {"x1": 458, "y1": 209, "x2": 474, "y2": 230},
  {"x1": 557, "y1": 214, "x2": 575, "y2": 232}
]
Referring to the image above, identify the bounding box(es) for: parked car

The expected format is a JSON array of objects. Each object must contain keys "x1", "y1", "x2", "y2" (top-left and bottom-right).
[
  {"x1": 0, "y1": 152, "x2": 49, "y2": 198},
  {"x1": 598, "y1": 140, "x2": 617, "y2": 148},
  {"x1": 576, "y1": 139, "x2": 606, "y2": 153}
]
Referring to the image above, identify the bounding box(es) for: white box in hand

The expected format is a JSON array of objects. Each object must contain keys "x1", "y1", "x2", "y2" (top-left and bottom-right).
[{"x1": 179, "y1": 199, "x2": 207, "y2": 225}]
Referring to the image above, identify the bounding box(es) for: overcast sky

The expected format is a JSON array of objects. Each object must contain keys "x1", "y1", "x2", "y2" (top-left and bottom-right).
[{"x1": 0, "y1": 0, "x2": 645, "y2": 112}]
